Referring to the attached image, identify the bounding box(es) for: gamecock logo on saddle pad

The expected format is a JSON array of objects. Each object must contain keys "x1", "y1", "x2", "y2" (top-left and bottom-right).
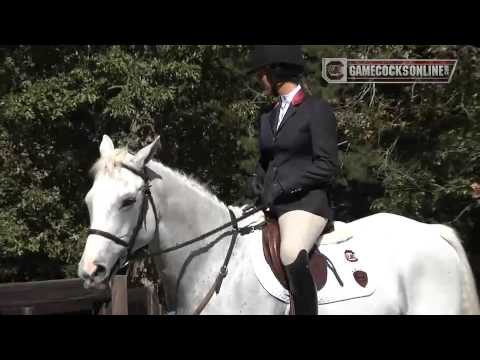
[
  {"x1": 344, "y1": 250, "x2": 358, "y2": 262},
  {"x1": 353, "y1": 271, "x2": 368, "y2": 288}
]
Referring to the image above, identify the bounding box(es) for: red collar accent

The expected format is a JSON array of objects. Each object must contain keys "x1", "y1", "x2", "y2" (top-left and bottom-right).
[
  {"x1": 271, "y1": 89, "x2": 306, "y2": 109},
  {"x1": 291, "y1": 89, "x2": 305, "y2": 107}
]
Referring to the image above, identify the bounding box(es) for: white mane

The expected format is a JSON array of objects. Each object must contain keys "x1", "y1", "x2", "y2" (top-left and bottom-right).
[
  {"x1": 154, "y1": 163, "x2": 226, "y2": 208},
  {"x1": 90, "y1": 147, "x2": 225, "y2": 208}
]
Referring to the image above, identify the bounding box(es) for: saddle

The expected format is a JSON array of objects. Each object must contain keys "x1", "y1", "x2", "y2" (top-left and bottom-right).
[{"x1": 262, "y1": 218, "x2": 335, "y2": 291}]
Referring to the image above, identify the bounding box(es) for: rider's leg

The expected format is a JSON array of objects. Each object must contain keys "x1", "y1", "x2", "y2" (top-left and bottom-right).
[{"x1": 278, "y1": 210, "x2": 327, "y2": 315}]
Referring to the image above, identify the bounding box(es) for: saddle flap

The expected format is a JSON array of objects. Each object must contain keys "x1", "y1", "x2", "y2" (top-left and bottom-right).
[
  {"x1": 252, "y1": 220, "x2": 376, "y2": 306},
  {"x1": 262, "y1": 220, "x2": 289, "y2": 289},
  {"x1": 310, "y1": 248, "x2": 328, "y2": 290},
  {"x1": 262, "y1": 220, "x2": 328, "y2": 291}
]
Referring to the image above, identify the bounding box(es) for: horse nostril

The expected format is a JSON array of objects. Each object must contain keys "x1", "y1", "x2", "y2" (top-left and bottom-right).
[{"x1": 93, "y1": 264, "x2": 107, "y2": 279}]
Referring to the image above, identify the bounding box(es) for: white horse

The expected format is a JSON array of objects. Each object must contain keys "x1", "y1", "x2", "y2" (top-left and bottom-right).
[{"x1": 78, "y1": 135, "x2": 480, "y2": 315}]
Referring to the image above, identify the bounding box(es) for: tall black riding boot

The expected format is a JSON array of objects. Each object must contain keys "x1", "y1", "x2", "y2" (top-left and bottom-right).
[{"x1": 285, "y1": 250, "x2": 318, "y2": 315}]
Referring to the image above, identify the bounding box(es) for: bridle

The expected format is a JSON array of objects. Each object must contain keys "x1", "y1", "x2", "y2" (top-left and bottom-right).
[
  {"x1": 87, "y1": 162, "x2": 160, "y2": 259},
  {"x1": 86, "y1": 161, "x2": 266, "y2": 314}
]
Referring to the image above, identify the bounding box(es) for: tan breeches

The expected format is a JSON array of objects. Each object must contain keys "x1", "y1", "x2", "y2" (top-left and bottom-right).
[{"x1": 278, "y1": 210, "x2": 328, "y2": 266}]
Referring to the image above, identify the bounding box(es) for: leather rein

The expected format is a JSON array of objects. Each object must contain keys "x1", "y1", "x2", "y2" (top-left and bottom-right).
[{"x1": 87, "y1": 161, "x2": 265, "y2": 315}]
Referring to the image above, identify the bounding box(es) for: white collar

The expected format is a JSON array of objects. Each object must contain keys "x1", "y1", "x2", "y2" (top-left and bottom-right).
[{"x1": 280, "y1": 84, "x2": 302, "y2": 105}]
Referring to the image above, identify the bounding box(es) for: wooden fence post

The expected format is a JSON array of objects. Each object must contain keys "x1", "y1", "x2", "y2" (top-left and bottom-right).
[
  {"x1": 111, "y1": 275, "x2": 128, "y2": 315},
  {"x1": 146, "y1": 284, "x2": 162, "y2": 315},
  {"x1": 98, "y1": 301, "x2": 112, "y2": 315}
]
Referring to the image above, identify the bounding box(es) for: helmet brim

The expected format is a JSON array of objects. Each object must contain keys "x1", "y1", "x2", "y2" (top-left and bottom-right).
[{"x1": 245, "y1": 62, "x2": 269, "y2": 75}]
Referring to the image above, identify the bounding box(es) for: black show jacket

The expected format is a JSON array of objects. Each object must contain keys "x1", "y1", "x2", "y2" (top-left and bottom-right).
[{"x1": 254, "y1": 89, "x2": 339, "y2": 219}]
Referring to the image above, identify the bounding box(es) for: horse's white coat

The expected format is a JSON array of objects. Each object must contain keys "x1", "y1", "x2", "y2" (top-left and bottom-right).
[
  {"x1": 248, "y1": 222, "x2": 377, "y2": 305},
  {"x1": 78, "y1": 136, "x2": 480, "y2": 315}
]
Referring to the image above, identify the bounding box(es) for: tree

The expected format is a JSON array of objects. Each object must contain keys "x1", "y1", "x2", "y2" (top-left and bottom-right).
[
  {"x1": 1, "y1": 45, "x2": 478, "y2": 283},
  {"x1": 307, "y1": 45, "x2": 480, "y2": 252},
  {"x1": 0, "y1": 45, "x2": 259, "y2": 281}
]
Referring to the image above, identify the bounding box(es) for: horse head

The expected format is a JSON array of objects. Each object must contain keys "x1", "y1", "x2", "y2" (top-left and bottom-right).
[{"x1": 78, "y1": 135, "x2": 161, "y2": 289}]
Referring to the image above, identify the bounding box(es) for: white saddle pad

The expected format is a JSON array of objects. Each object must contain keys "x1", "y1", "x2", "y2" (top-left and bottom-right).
[{"x1": 244, "y1": 222, "x2": 376, "y2": 305}]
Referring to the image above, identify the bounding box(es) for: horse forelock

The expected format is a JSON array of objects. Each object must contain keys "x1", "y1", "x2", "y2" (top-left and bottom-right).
[{"x1": 89, "y1": 148, "x2": 130, "y2": 178}]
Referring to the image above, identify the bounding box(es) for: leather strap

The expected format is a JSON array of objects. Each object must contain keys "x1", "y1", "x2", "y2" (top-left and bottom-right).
[
  {"x1": 192, "y1": 208, "x2": 239, "y2": 315},
  {"x1": 87, "y1": 163, "x2": 160, "y2": 259},
  {"x1": 87, "y1": 229, "x2": 129, "y2": 248}
]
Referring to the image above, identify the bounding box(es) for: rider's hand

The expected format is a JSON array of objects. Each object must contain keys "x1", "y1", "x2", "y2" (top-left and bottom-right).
[
  {"x1": 262, "y1": 180, "x2": 284, "y2": 209},
  {"x1": 247, "y1": 174, "x2": 264, "y2": 198}
]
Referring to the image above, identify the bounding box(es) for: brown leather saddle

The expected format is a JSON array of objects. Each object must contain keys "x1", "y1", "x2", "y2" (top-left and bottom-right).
[{"x1": 262, "y1": 218, "x2": 335, "y2": 291}]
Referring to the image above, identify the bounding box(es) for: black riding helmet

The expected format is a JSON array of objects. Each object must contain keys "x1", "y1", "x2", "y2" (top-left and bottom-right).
[
  {"x1": 248, "y1": 45, "x2": 305, "y2": 96},
  {"x1": 247, "y1": 45, "x2": 305, "y2": 74}
]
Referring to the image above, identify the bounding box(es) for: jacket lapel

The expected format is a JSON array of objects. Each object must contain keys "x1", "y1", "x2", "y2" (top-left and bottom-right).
[
  {"x1": 276, "y1": 89, "x2": 306, "y2": 134},
  {"x1": 269, "y1": 102, "x2": 280, "y2": 135}
]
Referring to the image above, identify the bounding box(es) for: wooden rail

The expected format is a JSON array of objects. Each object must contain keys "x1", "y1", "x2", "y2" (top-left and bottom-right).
[{"x1": 0, "y1": 275, "x2": 162, "y2": 315}]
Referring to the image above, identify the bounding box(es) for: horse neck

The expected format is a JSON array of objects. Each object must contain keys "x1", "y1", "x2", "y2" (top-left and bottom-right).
[{"x1": 147, "y1": 161, "x2": 233, "y2": 311}]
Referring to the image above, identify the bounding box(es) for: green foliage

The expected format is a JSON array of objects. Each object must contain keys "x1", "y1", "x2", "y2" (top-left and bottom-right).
[
  {"x1": 0, "y1": 45, "x2": 478, "y2": 283},
  {"x1": 328, "y1": 45, "x2": 480, "y2": 247},
  {"x1": 0, "y1": 45, "x2": 260, "y2": 282}
]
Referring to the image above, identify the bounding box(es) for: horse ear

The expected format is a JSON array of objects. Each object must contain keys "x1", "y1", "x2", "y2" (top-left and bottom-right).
[
  {"x1": 100, "y1": 135, "x2": 115, "y2": 157},
  {"x1": 133, "y1": 136, "x2": 161, "y2": 167}
]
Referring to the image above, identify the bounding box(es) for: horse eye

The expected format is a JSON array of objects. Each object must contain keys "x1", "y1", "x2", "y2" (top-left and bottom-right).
[{"x1": 121, "y1": 198, "x2": 137, "y2": 209}]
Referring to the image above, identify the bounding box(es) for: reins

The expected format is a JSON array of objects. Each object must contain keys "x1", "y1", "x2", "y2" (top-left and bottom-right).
[
  {"x1": 192, "y1": 208, "x2": 239, "y2": 315},
  {"x1": 129, "y1": 204, "x2": 265, "y2": 261},
  {"x1": 88, "y1": 161, "x2": 266, "y2": 314}
]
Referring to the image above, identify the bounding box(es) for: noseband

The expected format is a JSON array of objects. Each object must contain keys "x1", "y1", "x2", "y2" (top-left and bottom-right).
[
  {"x1": 87, "y1": 162, "x2": 160, "y2": 259},
  {"x1": 86, "y1": 160, "x2": 267, "y2": 314}
]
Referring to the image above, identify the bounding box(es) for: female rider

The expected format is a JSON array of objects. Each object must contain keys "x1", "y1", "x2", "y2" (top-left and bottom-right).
[{"x1": 248, "y1": 45, "x2": 339, "y2": 315}]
